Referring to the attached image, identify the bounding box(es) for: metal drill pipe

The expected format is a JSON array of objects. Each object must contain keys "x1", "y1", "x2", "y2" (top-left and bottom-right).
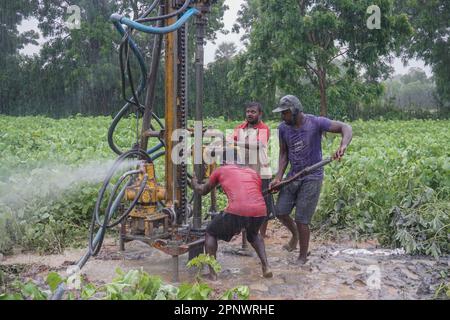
[
  {"x1": 164, "y1": 2, "x2": 178, "y2": 206},
  {"x1": 193, "y1": 14, "x2": 206, "y2": 229},
  {"x1": 140, "y1": 5, "x2": 164, "y2": 151},
  {"x1": 176, "y1": 22, "x2": 189, "y2": 225}
]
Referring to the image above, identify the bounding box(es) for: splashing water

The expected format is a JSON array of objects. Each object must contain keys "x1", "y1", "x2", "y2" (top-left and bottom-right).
[{"x1": 0, "y1": 159, "x2": 140, "y2": 210}]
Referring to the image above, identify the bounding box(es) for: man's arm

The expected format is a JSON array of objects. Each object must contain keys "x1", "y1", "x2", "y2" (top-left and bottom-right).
[
  {"x1": 269, "y1": 138, "x2": 288, "y2": 189},
  {"x1": 234, "y1": 139, "x2": 265, "y2": 150},
  {"x1": 327, "y1": 120, "x2": 353, "y2": 160},
  {"x1": 191, "y1": 176, "x2": 217, "y2": 196}
]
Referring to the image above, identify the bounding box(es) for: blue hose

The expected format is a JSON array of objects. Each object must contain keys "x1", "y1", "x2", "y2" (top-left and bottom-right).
[
  {"x1": 147, "y1": 142, "x2": 164, "y2": 155},
  {"x1": 110, "y1": 8, "x2": 200, "y2": 35},
  {"x1": 150, "y1": 150, "x2": 165, "y2": 161}
]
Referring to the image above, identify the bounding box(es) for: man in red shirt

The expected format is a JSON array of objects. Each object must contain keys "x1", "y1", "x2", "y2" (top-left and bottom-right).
[
  {"x1": 231, "y1": 102, "x2": 275, "y2": 238},
  {"x1": 191, "y1": 148, "x2": 273, "y2": 280}
]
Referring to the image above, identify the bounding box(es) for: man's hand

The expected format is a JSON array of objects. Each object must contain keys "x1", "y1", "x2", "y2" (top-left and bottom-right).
[
  {"x1": 333, "y1": 144, "x2": 347, "y2": 161},
  {"x1": 327, "y1": 120, "x2": 352, "y2": 161},
  {"x1": 191, "y1": 172, "x2": 214, "y2": 196},
  {"x1": 269, "y1": 177, "x2": 282, "y2": 193},
  {"x1": 191, "y1": 171, "x2": 199, "y2": 187}
]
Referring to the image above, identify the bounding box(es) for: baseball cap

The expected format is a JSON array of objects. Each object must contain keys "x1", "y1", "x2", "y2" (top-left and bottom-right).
[{"x1": 272, "y1": 95, "x2": 303, "y2": 113}]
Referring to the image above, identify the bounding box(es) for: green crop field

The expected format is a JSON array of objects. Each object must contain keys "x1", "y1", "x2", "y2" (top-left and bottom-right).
[{"x1": 0, "y1": 115, "x2": 449, "y2": 258}]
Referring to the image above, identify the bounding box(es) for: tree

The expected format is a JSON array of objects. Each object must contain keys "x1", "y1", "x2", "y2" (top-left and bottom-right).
[
  {"x1": 1, "y1": 0, "x2": 228, "y2": 117},
  {"x1": 231, "y1": 0, "x2": 412, "y2": 116},
  {"x1": 214, "y1": 42, "x2": 237, "y2": 61},
  {"x1": 384, "y1": 68, "x2": 437, "y2": 111},
  {"x1": 396, "y1": 0, "x2": 450, "y2": 113},
  {"x1": 400, "y1": 67, "x2": 427, "y2": 85},
  {"x1": 0, "y1": 0, "x2": 39, "y2": 113},
  {"x1": 203, "y1": 42, "x2": 249, "y2": 119}
]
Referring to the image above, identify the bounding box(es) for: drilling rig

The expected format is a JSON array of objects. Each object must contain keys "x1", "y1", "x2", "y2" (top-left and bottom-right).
[{"x1": 88, "y1": 0, "x2": 218, "y2": 282}]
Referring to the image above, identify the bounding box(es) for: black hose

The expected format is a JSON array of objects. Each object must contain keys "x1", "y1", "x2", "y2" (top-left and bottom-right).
[
  {"x1": 117, "y1": 27, "x2": 145, "y2": 111},
  {"x1": 124, "y1": 39, "x2": 141, "y2": 112},
  {"x1": 99, "y1": 169, "x2": 139, "y2": 227},
  {"x1": 108, "y1": 103, "x2": 133, "y2": 155},
  {"x1": 136, "y1": 0, "x2": 190, "y2": 23},
  {"x1": 89, "y1": 149, "x2": 151, "y2": 256},
  {"x1": 52, "y1": 149, "x2": 151, "y2": 300},
  {"x1": 103, "y1": 171, "x2": 147, "y2": 229},
  {"x1": 108, "y1": 3, "x2": 169, "y2": 156},
  {"x1": 110, "y1": 16, "x2": 165, "y2": 154},
  {"x1": 108, "y1": 108, "x2": 164, "y2": 156},
  {"x1": 138, "y1": 0, "x2": 161, "y2": 19}
]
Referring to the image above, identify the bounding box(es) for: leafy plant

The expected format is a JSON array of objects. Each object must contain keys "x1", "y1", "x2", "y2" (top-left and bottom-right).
[
  {"x1": 0, "y1": 279, "x2": 49, "y2": 300},
  {"x1": 313, "y1": 119, "x2": 450, "y2": 257},
  {"x1": 46, "y1": 271, "x2": 63, "y2": 293},
  {"x1": 186, "y1": 253, "x2": 222, "y2": 280},
  {"x1": 1, "y1": 116, "x2": 449, "y2": 258},
  {"x1": 389, "y1": 190, "x2": 449, "y2": 259},
  {"x1": 177, "y1": 282, "x2": 212, "y2": 300},
  {"x1": 102, "y1": 268, "x2": 164, "y2": 300},
  {"x1": 434, "y1": 282, "x2": 450, "y2": 299},
  {"x1": 220, "y1": 286, "x2": 250, "y2": 300},
  {"x1": 0, "y1": 266, "x2": 250, "y2": 301},
  {"x1": 434, "y1": 269, "x2": 450, "y2": 299}
]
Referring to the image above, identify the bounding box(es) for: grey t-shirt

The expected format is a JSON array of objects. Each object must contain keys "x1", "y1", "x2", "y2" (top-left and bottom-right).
[{"x1": 278, "y1": 114, "x2": 332, "y2": 181}]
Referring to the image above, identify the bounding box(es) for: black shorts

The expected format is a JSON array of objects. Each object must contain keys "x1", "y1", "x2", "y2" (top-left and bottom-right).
[
  {"x1": 262, "y1": 179, "x2": 276, "y2": 221},
  {"x1": 206, "y1": 212, "x2": 266, "y2": 243}
]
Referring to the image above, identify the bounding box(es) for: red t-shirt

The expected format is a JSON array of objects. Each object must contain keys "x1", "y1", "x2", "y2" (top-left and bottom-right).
[
  {"x1": 209, "y1": 165, "x2": 267, "y2": 217},
  {"x1": 231, "y1": 120, "x2": 272, "y2": 179},
  {"x1": 232, "y1": 121, "x2": 270, "y2": 144}
]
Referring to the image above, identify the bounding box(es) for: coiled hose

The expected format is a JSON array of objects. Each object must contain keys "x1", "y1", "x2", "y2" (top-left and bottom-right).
[{"x1": 52, "y1": 149, "x2": 150, "y2": 299}]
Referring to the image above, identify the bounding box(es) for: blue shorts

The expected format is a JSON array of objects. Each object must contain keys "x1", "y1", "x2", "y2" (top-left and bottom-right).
[{"x1": 275, "y1": 179, "x2": 322, "y2": 224}]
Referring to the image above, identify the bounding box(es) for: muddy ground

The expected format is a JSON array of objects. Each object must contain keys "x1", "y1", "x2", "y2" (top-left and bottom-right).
[{"x1": 1, "y1": 220, "x2": 448, "y2": 300}]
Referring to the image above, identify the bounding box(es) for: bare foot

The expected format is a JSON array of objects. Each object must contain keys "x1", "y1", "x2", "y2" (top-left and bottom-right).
[
  {"x1": 282, "y1": 237, "x2": 298, "y2": 252},
  {"x1": 296, "y1": 256, "x2": 308, "y2": 265},
  {"x1": 237, "y1": 248, "x2": 253, "y2": 257},
  {"x1": 262, "y1": 266, "x2": 273, "y2": 278},
  {"x1": 201, "y1": 272, "x2": 218, "y2": 281}
]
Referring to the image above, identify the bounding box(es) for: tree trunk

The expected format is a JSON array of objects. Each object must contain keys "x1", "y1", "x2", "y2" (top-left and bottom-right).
[{"x1": 318, "y1": 69, "x2": 327, "y2": 116}]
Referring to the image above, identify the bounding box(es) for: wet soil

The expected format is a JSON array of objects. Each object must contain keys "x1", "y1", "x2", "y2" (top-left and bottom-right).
[{"x1": 1, "y1": 220, "x2": 448, "y2": 300}]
